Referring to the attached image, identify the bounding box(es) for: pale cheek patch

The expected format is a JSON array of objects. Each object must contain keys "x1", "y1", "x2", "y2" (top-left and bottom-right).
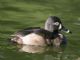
[{"x1": 58, "y1": 24, "x2": 62, "y2": 30}]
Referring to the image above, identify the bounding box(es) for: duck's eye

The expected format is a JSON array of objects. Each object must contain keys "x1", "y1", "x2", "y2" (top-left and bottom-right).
[{"x1": 53, "y1": 22, "x2": 59, "y2": 26}]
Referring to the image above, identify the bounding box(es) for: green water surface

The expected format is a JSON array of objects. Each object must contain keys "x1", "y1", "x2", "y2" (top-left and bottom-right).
[{"x1": 0, "y1": 0, "x2": 80, "y2": 60}]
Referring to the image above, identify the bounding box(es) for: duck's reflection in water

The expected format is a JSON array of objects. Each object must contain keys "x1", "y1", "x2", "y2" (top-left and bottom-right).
[{"x1": 17, "y1": 45, "x2": 66, "y2": 54}]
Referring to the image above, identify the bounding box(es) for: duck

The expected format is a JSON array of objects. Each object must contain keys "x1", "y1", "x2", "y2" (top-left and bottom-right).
[{"x1": 10, "y1": 27, "x2": 65, "y2": 47}]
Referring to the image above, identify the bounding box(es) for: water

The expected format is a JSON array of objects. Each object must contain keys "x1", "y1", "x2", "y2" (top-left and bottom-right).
[
  {"x1": 0, "y1": 0, "x2": 80, "y2": 60},
  {"x1": 0, "y1": 41, "x2": 79, "y2": 60}
]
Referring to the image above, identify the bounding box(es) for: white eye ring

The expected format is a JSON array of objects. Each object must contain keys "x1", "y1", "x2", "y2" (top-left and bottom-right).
[{"x1": 53, "y1": 22, "x2": 59, "y2": 26}]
